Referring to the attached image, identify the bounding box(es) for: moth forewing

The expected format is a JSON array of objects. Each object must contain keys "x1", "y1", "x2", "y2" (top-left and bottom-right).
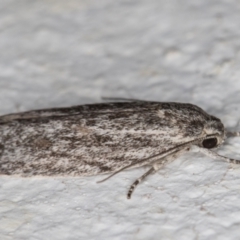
[{"x1": 0, "y1": 101, "x2": 240, "y2": 198}]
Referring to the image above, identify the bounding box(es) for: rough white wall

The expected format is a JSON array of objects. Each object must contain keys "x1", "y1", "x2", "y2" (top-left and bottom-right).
[{"x1": 0, "y1": 0, "x2": 240, "y2": 239}]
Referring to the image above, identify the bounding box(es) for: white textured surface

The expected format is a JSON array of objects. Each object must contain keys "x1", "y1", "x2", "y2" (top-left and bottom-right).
[{"x1": 1, "y1": 0, "x2": 240, "y2": 239}]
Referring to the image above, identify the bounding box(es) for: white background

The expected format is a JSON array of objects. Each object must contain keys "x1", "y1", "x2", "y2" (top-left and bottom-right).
[{"x1": 0, "y1": 0, "x2": 240, "y2": 239}]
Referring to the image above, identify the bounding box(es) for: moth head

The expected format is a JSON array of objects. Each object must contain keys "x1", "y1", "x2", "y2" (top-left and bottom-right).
[{"x1": 201, "y1": 116, "x2": 225, "y2": 149}]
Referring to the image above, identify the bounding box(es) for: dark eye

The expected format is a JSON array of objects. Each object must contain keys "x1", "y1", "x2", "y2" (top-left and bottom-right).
[{"x1": 202, "y1": 138, "x2": 218, "y2": 149}]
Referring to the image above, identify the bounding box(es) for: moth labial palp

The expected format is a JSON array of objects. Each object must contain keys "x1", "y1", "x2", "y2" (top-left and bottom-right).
[{"x1": 0, "y1": 101, "x2": 240, "y2": 198}]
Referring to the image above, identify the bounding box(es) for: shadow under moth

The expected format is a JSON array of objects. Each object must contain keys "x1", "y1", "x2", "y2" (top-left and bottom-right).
[{"x1": 0, "y1": 100, "x2": 239, "y2": 199}]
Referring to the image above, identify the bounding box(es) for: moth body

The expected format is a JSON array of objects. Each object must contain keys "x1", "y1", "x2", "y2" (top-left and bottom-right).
[{"x1": 0, "y1": 101, "x2": 239, "y2": 198}]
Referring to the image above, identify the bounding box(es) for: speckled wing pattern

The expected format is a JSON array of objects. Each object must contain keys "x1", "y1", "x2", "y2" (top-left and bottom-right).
[{"x1": 0, "y1": 102, "x2": 213, "y2": 177}]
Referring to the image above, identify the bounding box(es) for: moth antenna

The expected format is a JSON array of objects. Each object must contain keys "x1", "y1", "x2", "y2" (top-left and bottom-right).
[
  {"x1": 197, "y1": 147, "x2": 240, "y2": 164},
  {"x1": 97, "y1": 137, "x2": 206, "y2": 184},
  {"x1": 97, "y1": 164, "x2": 134, "y2": 183},
  {"x1": 96, "y1": 150, "x2": 170, "y2": 183},
  {"x1": 97, "y1": 150, "x2": 176, "y2": 183},
  {"x1": 101, "y1": 97, "x2": 148, "y2": 102},
  {"x1": 97, "y1": 151, "x2": 173, "y2": 183},
  {"x1": 226, "y1": 131, "x2": 240, "y2": 138}
]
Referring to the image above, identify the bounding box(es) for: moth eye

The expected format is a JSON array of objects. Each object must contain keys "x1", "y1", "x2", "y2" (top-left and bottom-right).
[{"x1": 202, "y1": 138, "x2": 218, "y2": 149}]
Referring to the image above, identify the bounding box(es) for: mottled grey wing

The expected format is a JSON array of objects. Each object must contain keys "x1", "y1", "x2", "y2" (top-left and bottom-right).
[{"x1": 0, "y1": 102, "x2": 207, "y2": 176}]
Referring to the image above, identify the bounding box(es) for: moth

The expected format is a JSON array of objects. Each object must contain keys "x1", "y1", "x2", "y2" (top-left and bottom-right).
[{"x1": 0, "y1": 100, "x2": 239, "y2": 199}]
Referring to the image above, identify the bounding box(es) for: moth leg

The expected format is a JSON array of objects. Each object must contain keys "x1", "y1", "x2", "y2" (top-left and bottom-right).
[
  {"x1": 127, "y1": 148, "x2": 189, "y2": 199},
  {"x1": 127, "y1": 167, "x2": 155, "y2": 199},
  {"x1": 226, "y1": 131, "x2": 240, "y2": 138},
  {"x1": 195, "y1": 147, "x2": 240, "y2": 164}
]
